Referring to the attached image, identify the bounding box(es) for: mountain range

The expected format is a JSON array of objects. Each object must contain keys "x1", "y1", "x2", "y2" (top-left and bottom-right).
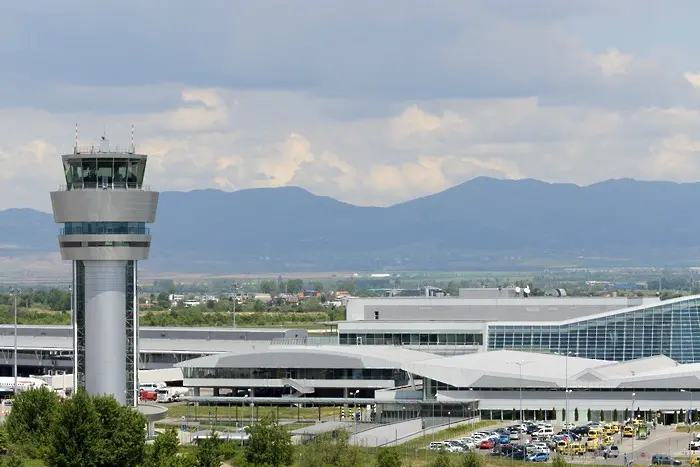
[{"x1": 2, "y1": 177, "x2": 700, "y2": 275}]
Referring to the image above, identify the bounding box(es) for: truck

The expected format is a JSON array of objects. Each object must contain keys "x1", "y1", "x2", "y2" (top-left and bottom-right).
[{"x1": 155, "y1": 387, "x2": 190, "y2": 403}]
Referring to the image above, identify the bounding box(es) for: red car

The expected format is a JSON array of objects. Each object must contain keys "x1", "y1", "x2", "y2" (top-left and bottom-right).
[{"x1": 480, "y1": 439, "x2": 494, "y2": 449}]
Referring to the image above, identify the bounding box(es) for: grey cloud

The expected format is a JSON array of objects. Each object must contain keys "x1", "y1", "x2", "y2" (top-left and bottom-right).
[{"x1": 0, "y1": 0, "x2": 696, "y2": 113}]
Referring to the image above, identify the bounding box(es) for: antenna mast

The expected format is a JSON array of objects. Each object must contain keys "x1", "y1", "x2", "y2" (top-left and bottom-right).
[
  {"x1": 74, "y1": 122, "x2": 79, "y2": 153},
  {"x1": 131, "y1": 124, "x2": 135, "y2": 152}
]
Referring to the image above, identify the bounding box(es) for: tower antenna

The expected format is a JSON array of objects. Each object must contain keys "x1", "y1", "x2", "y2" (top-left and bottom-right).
[
  {"x1": 131, "y1": 123, "x2": 135, "y2": 152},
  {"x1": 74, "y1": 122, "x2": 79, "y2": 153}
]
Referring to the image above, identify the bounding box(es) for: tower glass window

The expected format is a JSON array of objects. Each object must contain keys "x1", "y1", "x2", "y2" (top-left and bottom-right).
[{"x1": 63, "y1": 157, "x2": 147, "y2": 190}]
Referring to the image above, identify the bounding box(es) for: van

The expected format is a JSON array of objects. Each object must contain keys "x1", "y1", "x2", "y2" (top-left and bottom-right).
[
  {"x1": 623, "y1": 426, "x2": 635, "y2": 438},
  {"x1": 536, "y1": 427, "x2": 554, "y2": 436}
]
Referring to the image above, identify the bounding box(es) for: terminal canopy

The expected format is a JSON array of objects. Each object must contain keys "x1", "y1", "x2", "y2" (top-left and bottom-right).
[{"x1": 63, "y1": 155, "x2": 147, "y2": 190}]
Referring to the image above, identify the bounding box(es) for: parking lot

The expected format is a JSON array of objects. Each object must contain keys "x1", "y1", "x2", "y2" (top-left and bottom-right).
[{"x1": 431, "y1": 421, "x2": 695, "y2": 465}]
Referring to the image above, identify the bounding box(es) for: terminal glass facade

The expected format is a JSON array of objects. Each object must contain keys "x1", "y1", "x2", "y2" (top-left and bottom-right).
[
  {"x1": 488, "y1": 297, "x2": 700, "y2": 363},
  {"x1": 339, "y1": 332, "x2": 483, "y2": 346},
  {"x1": 183, "y1": 367, "x2": 408, "y2": 381}
]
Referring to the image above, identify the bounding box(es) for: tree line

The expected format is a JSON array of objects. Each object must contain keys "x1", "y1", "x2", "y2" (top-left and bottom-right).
[{"x1": 0, "y1": 387, "x2": 444, "y2": 466}]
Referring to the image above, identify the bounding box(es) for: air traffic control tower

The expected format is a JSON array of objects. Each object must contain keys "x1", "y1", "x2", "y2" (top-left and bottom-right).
[{"x1": 50, "y1": 136, "x2": 159, "y2": 406}]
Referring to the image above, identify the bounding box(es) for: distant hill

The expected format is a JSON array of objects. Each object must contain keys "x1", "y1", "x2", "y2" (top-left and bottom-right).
[{"x1": 2, "y1": 177, "x2": 700, "y2": 274}]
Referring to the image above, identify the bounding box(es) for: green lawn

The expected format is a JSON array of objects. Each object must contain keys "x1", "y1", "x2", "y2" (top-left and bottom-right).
[{"x1": 167, "y1": 404, "x2": 340, "y2": 421}]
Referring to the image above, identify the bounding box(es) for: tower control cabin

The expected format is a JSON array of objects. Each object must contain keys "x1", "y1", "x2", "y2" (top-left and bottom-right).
[{"x1": 50, "y1": 136, "x2": 159, "y2": 406}]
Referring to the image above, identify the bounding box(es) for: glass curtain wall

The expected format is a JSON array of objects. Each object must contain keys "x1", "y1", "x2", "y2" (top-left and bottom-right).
[{"x1": 488, "y1": 297, "x2": 700, "y2": 363}]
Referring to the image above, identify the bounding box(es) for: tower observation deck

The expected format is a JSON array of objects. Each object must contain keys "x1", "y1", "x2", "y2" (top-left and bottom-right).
[{"x1": 50, "y1": 137, "x2": 159, "y2": 406}]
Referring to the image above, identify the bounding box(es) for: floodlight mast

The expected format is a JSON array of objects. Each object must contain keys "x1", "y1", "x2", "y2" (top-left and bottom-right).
[
  {"x1": 508, "y1": 360, "x2": 534, "y2": 422},
  {"x1": 50, "y1": 133, "x2": 159, "y2": 406}
]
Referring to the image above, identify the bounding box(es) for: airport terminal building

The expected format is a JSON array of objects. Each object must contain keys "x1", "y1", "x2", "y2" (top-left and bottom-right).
[
  {"x1": 340, "y1": 289, "x2": 700, "y2": 364},
  {"x1": 12, "y1": 288, "x2": 700, "y2": 424}
]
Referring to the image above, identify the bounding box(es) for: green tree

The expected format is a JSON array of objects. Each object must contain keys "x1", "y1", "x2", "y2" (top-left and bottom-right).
[
  {"x1": 377, "y1": 447, "x2": 402, "y2": 467},
  {"x1": 46, "y1": 390, "x2": 146, "y2": 467},
  {"x1": 613, "y1": 409, "x2": 619, "y2": 422},
  {"x1": 574, "y1": 408, "x2": 579, "y2": 422},
  {"x1": 0, "y1": 426, "x2": 8, "y2": 455},
  {"x1": 92, "y1": 395, "x2": 147, "y2": 466},
  {"x1": 460, "y1": 450, "x2": 483, "y2": 467},
  {"x1": 624, "y1": 408, "x2": 629, "y2": 420},
  {"x1": 196, "y1": 432, "x2": 222, "y2": 467},
  {"x1": 144, "y1": 427, "x2": 187, "y2": 467},
  {"x1": 5, "y1": 386, "x2": 59, "y2": 457},
  {"x1": 561, "y1": 408, "x2": 566, "y2": 423},
  {"x1": 587, "y1": 408, "x2": 591, "y2": 422},
  {"x1": 259, "y1": 280, "x2": 277, "y2": 294},
  {"x1": 600, "y1": 410, "x2": 605, "y2": 422},
  {"x1": 285, "y1": 279, "x2": 304, "y2": 294},
  {"x1": 431, "y1": 451, "x2": 452, "y2": 467},
  {"x1": 45, "y1": 390, "x2": 103, "y2": 467},
  {"x1": 298, "y1": 430, "x2": 362, "y2": 467},
  {"x1": 2, "y1": 454, "x2": 23, "y2": 467},
  {"x1": 245, "y1": 415, "x2": 293, "y2": 467}
]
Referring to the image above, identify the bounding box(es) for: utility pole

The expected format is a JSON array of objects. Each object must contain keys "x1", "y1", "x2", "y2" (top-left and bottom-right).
[{"x1": 230, "y1": 282, "x2": 239, "y2": 328}]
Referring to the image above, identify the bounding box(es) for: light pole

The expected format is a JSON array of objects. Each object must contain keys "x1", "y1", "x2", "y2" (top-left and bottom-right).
[
  {"x1": 565, "y1": 351, "x2": 578, "y2": 432},
  {"x1": 631, "y1": 392, "x2": 636, "y2": 462},
  {"x1": 9, "y1": 287, "x2": 19, "y2": 395},
  {"x1": 509, "y1": 360, "x2": 533, "y2": 422},
  {"x1": 682, "y1": 389, "x2": 693, "y2": 446},
  {"x1": 230, "y1": 282, "x2": 239, "y2": 328},
  {"x1": 352, "y1": 390, "x2": 359, "y2": 438}
]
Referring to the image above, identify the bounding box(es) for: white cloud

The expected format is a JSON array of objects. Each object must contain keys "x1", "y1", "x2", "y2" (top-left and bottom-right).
[{"x1": 0, "y1": 3, "x2": 700, "y2": 211}]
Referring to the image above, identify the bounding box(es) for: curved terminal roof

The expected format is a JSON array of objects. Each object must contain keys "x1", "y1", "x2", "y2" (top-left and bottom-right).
[
  {"x1": 175, "y1": 344, "x2": 437, "y2": 369},
  {"x1": 177, "y1": 345, "x2": 700, "y2": 391}
]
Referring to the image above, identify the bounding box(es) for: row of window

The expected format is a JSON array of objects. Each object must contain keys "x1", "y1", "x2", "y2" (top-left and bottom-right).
[
  {"x1": 62, "y1": 222, "x2": 148, "y2": 236},
  {"x1": 63, "y1": 157, "x2": 146, "y2": 189},
  {"x1": 60, "y1": 241, "x2": 150, "y2": 248},
  {"x1": 183, "y1": 367, "x2": 409, "y2": 381},
  {"x1": 339, "y1": 333, "x2": 483, "y2": 346},
  {"x1": 488, "y1": 298, "x2": 700, "y2": 363}
]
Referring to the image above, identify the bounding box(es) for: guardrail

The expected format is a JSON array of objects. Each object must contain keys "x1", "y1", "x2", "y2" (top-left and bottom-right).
[{"x1": 57, "y1": 183, "x2": 151, "y2": 191}]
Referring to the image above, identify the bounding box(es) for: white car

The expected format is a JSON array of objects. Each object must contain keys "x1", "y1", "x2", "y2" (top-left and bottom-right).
[
  {"x1": 563, "y1": 423, "x2": 576, "y2": 430},
  {"x1": 461, "y1": 439, "x2": 477, "y2": 449},
  {"x1": 534, "y1": 442, "x2": 549, "y2": 452},
  {"x1": 510, "y1": 432, "x2": 521, "y2": 440}
]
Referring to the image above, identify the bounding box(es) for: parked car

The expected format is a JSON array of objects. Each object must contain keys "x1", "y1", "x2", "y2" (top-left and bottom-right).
[
  {"x1": 651, "y1": 455, "x2": 682, "y2": 465},
  {"x1": 601, "y1": 446, "x2": 619, "y2": 459},
  {"x1": 526, "y1": 452, "x2": 550, "y2": 462},
  {"x1": 480, "y1": 439, "x2": 494, "y2": 449}
]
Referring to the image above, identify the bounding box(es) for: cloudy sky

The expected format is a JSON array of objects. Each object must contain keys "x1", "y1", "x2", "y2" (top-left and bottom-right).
[{"x1": 2, "y1": 0, "x2": 700, "y2": 211}]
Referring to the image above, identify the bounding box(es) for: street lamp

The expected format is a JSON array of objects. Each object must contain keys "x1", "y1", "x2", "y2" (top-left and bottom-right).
[
  {"x1": 9, "y1": 287, "x2": 19, "y2": 395},
  {"x1": 682, "y1": 389, "x2": 693, "y2": 446},
  {"x1": 565, "y1": 351, "x2": 579, "y2": 432},
  {"x1": 508, "y1": 360, "x2": 533, "y2": 422},
  {"x1": 352, "y1": 390, "x2": 360, "y2": 438},
  {"x1": 229, "y1": 282, "x2": 239, "y2": 328},
  {"x1": 631, "y1": 392, "x2": 636, "y2": 462}
]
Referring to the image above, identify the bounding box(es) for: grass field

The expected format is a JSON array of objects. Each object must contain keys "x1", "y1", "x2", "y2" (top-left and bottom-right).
[{"x1": 168, "y1": 404, "x2": 340, "y2": 421}]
